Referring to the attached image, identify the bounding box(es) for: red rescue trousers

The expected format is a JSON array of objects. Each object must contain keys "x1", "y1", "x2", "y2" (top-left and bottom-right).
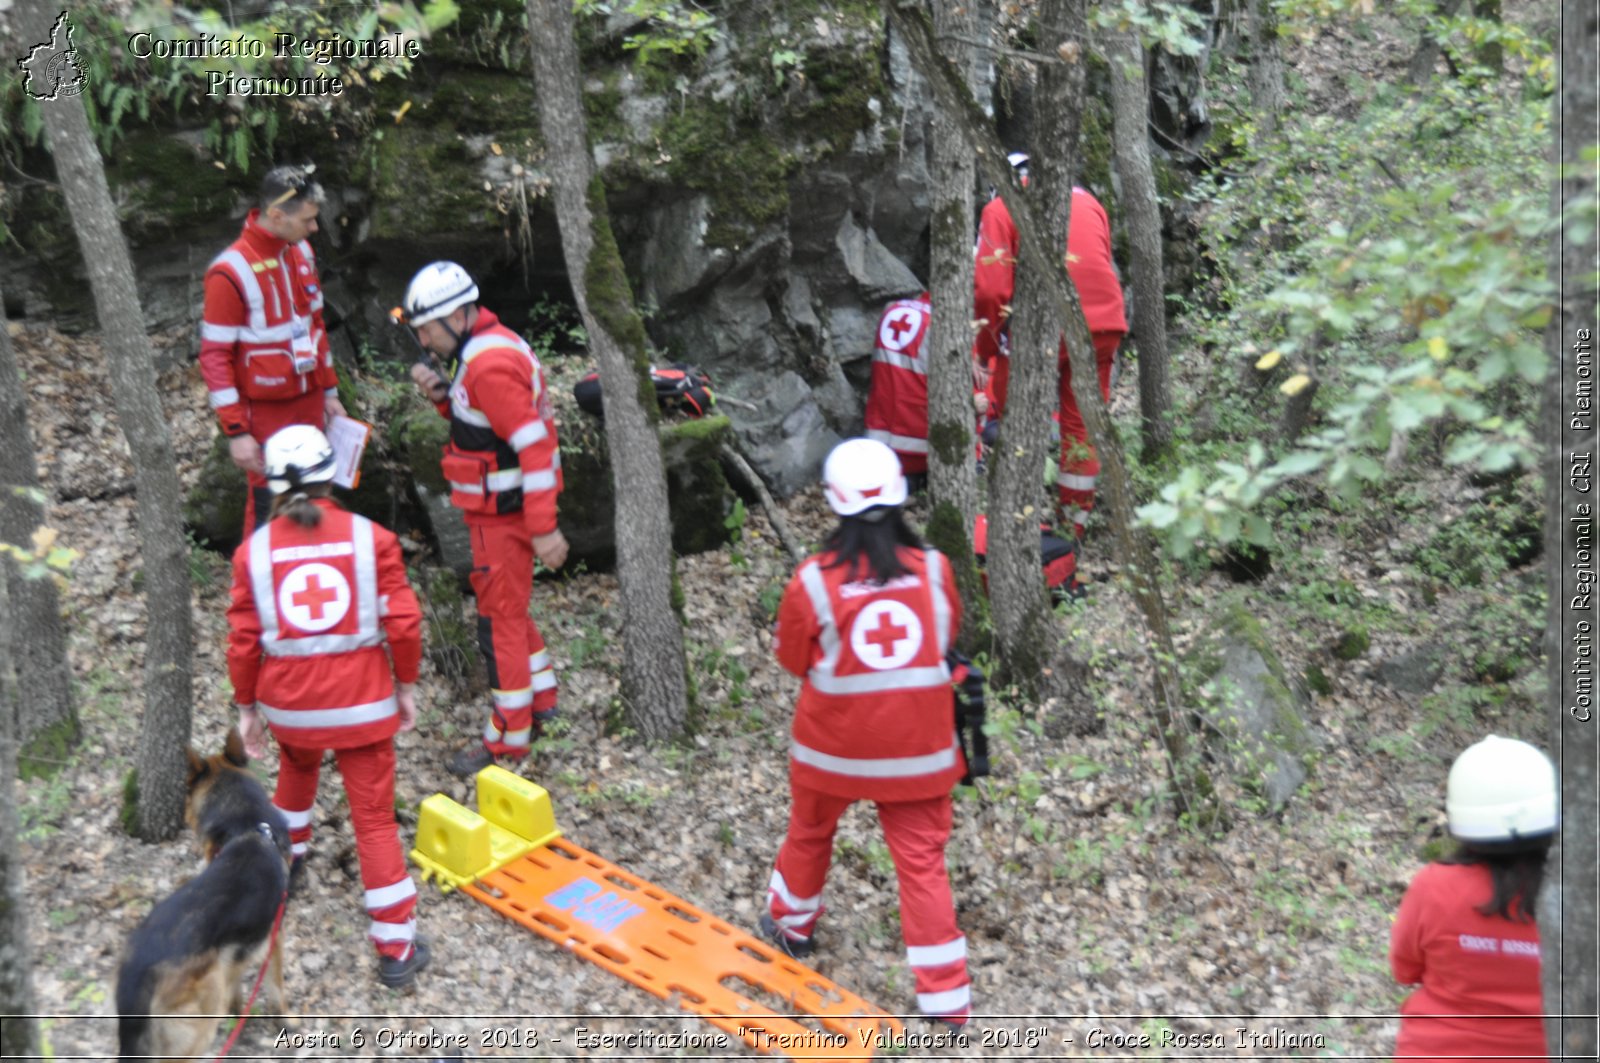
[
  {"x1": 273, "y1": 739, "x2": 419, "y2": 961},
  {"x1": 469, "y1": 515, "x2": 558, "y2": 757},
  {"x1": 1056, "y1": 330, "x2": 1124, "y2": 537},
  {"x1": 766, "y1": 782, "x2": 972, "y2": 1022}
]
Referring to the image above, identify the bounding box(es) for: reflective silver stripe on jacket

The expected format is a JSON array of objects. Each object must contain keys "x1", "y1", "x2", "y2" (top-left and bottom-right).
[
  {"x1": 485, "y1": 467, "x2": 523, "y2": 492},
  {"x1": 259, "y1": 695, "x2": 397, "y2": 729},
  {"x1": 798, "y1": 560, "x2": 842, "y2": 679},
  {"x1": 508, "y1": 420, "x2": 548, "y2": 451},
  {"x1": 872, "y1": 348, "x2": 926, "y2": 375},
  {"x1": 801, "y1": 549, "x2": 951, "y2": 695},
  {"x1": 214, "y1": 250, "x2": 265, "y2": 331},
  {"x1": 792, "y1": 737, "x2": 960, "y2": 778},
  {"x1": 450, "y1": 393, "x2": 492, "y2": 428},
  {"x1": 926, "y1": 547, "x2": 952, "y2": 656},
  {"x1": 250, "y1": 516, "x2": 384, "y2": 657},
  {"x1": 208, "y1": 387, "x2": 241, "y2": 409},
  {"x1": 864, "y1": 428, "x2": 930, "y2": 454},
  {"x1": 453, "y1": 332, "x2": 547, "y2": 434},
  {"x1": 211, "y1": 250, "x2": 308, "y2": 343},
  {"x1": 1056, "y1": 471, "x2": 1096, "y2": 491}
]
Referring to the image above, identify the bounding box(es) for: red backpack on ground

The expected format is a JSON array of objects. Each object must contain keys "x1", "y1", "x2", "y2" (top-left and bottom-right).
[
  {"x1": 972, "y1": 514, "x2": 1083, "y2": 603},
  {"x1": 573, "y1": 363, "x2": 714, "y2": 419}
]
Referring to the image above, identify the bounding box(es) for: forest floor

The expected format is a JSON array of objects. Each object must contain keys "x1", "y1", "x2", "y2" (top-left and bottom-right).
[
  {"x1": 11, "y1": 301, "x2": 1547, "y2": 1063},
  {"x1": 8, "y1": 7, "x2": 1557, "y2": 1056}
]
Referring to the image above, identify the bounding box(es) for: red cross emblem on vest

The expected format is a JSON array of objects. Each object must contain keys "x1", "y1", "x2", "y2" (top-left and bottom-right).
[
  {"x1": 877, "y1": 304, "x2": 925, "y2": 353},
  {"x1": 277, "y1": 562, "x2": 352, "y2": 634},
  {"x1": 849, "y1": 600, "x2": 923, "y2": 670}
]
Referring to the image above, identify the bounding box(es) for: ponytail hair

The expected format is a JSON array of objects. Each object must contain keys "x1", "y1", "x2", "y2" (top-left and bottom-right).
[
  {"x1": 268, "y1": 482, "x2": 334, "y2": 528},
  {"x1": 821, "y1": 507, "x2": 924, "y2": 584},
  {"x1": 1441, "y1": 836, "x2": 1553, "y2": 923}
]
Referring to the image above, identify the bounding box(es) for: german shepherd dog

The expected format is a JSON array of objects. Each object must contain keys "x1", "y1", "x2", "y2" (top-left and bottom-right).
[{"x1": 116, "y1": 727, "x2": 291, "y2": 1062}]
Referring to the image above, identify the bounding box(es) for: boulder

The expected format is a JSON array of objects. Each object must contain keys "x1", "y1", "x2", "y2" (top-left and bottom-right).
[
  {"x1": 555, "y1": 413, "x2": 738, "y2": 568},
  {"x1": 723, "y1": 371, "x2": 839, "y2": 497},
  {"x1": 1187, "y1": 601, "x2": 1318, "y2": 812},
  {"x1": 182, "y1": 431, "x2": 247, "y2": 550},
  {"x1": 1370, "y1": 645, "x2": 1448, "y2": 695}
]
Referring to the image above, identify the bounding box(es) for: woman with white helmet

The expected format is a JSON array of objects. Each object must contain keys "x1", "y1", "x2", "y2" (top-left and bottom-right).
[
  {"x1": 226, "y1": 425, "x2": 430, "y2": 988},
  {"x1": 760, "y1": 438, "x2": 973, "y2": 1026},
  {"x1": 1390, "y1": 735, "x2": 1557, "y2": 1060}
]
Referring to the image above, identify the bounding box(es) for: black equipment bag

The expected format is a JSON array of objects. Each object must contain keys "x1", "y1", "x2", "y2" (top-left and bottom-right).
[{"x1": 948, "y1": 651, "x2": 989, "y2": 786}]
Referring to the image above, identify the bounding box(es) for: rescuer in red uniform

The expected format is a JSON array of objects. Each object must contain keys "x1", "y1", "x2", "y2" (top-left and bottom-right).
[
  {"x1": 761, "y1": 438, "x2": 973, "y2": 1026},
  {"x1": 404, "y1": 262, "x2": 569, "y2": 777},
  {"x1": 1390, "y1": 735, "x2": 1556, "y2": 1062},
  {"x1": 199, "y1": 166, "x2": 346, "y2": 535},
  {"x1": 973, "y1": 153, "x2": 1127, "y2": 537},
  {"x1": 227, "y1": 425, "x2": 428, "y2": 989},
  {"x1": 863, "y1": 292, "x2": 934, "y2": 476}
]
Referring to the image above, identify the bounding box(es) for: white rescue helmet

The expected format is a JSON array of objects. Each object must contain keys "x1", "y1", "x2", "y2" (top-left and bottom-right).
[
  {"x1": 403, "y1": 261, "x2": 479, "y2": 327},
  {"x1": 1446, "y1": 735, "x2": 1558, "y2": 843},
  {"x1": 264, "y1": 425, "x2": 337, "y2": 495},
  {"x1": 1007, "y1": 151, "x2": 1030, "y2": 183},
  {"x1": 823, "y1": 437, "x2": 907, "y2": 516}
]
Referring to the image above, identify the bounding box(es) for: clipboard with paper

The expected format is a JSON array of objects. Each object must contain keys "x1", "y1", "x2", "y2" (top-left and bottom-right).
[{"x1": 325, "y1": 414, "x2": 373, "y2": 490}]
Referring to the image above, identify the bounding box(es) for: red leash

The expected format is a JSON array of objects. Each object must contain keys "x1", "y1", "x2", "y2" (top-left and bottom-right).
[{"x1": 212, "y1": 892, "x2": 288, "y2": 1062}]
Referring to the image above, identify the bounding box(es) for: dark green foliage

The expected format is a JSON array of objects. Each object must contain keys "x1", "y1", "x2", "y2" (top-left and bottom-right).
[{"x1": 1332, "y1": 626, "x2": 1370, "y2": 661}]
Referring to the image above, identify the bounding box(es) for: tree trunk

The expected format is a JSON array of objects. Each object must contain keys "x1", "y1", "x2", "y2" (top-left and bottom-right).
[
  {"x1": 0, "y1": 569, "x2": 40, "y2": 1059},
  {"x1": 1406, "y1": 0, "x2": 1465, "y2": 86},
  {"x1": 890, "y1": 0, "x2": 1203, "y2": 816},
  {"x1": 1104, "y1": 31, "x2": 1175, "y2": 464},
  {"x1": 922, "y1": 0, "x2": 989, "y2": 651},
  {"x1": 0, "y1": 278, "x2": 77, "y2": 770},
  {"x1": 1470, "y1": 0, "x2": 1503, "y2": 73},
  {"x1": 1279, "y1": 344, "x2": 1321, "y2": 444},
  {"x1": 525, "y1": 0, "x2": 688, "y2": 740},
  {"x1": 1243, "y1": 0, "x2": 1286, "y2": 137},
  {"x1": 1538, "y1": 2, "x2": 1598, "y2": 1056},
  {"x1": 21, "y1": 0, "x2": 193, "y2": 840},
  {"x1": 982, "y1": 0, "x2": 1085, "y2": 695}
]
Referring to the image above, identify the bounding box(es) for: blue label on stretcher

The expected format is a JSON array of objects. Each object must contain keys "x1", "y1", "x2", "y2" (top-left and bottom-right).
[{"x1": 544, "y1": 877, "x2": 645, "y2": 934}]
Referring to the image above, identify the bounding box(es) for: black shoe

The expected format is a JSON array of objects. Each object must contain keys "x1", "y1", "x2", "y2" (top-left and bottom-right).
[
  {"x1": 288, "y1": 854, "x2": 307, "y2": 898},
  {"x1": 447, "y1": 744, "x2": 496, "y2": 778},
  {"x1": 759, "y1": 913, "x2": 814, "y2": 959},
  {"x1": 532, "y1": 707, "x2": 558, "y2": 739},
  {"x1": 378, "y1": 939, "x2": 431, "y2": 989}
]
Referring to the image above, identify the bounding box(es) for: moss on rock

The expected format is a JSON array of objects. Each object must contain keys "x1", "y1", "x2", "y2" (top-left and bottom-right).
[{"x1": 108, "y1": 131, "x2": 243, "y2": 238}]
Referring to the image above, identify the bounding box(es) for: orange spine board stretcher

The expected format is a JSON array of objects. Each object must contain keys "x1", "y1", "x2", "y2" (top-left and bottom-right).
[{"x1": 463, "y1": 838, "x2": 903, "y2": 1059}]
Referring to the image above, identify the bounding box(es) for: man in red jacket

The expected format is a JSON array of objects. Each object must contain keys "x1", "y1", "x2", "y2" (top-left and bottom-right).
[
  {"x1": 405, "y1": 262, "x2": 568, "y2": 776},
  {"x1": 229, "y1": 425, "x2": 427, "y2": 988},
  {"x1": 199, "y1": 166, "x2": 346, "y2": 535},
  {"x1": 973, "y1": 154, "x2": 1127, "y2": 537},
  {"x1": 762, "y1": 438, "x2": 972, "y2": 1026}
]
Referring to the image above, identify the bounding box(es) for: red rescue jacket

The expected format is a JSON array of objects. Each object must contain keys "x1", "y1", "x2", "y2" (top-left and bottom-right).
[
  {"x1": 973, "y1": 189, "x2": 1127, "y2": 417},
  {"x1": 775, "y1": 546, "x2": 964, "y2": 801},
  {"x1": 432, "y1": 310, "x2": 563, "y2": 536},
  {"x1": 199, "y1": 210, "x2": 337, "y2": 437},
  {"x1": 863, "y1": 293, "x2": 933, "y2": 474},
  {"x1": 1391, "y1": 862, "x2": 1547, "y2": 1062},
  {"x1": 228, "y1": 500, "x2": 422, "y2": 749}
]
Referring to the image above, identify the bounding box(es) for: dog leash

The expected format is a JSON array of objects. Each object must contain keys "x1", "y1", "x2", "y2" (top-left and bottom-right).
[{"x1": 212, "y1": 890, "x2": 288, "y2": 1062}]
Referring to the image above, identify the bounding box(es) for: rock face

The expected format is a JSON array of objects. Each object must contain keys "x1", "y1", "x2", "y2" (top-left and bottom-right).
[
  {"x1": 6, "y1": 2, "x2": 968, "y2": 499},
  {"x1": 1187, "y1": 602, "x2": 1318, "y2": 812}
]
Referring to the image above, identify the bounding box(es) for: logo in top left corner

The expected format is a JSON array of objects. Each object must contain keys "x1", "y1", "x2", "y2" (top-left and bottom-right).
[{"x1": 19, "y1": 12, "x2": 88, "y2": 101}]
